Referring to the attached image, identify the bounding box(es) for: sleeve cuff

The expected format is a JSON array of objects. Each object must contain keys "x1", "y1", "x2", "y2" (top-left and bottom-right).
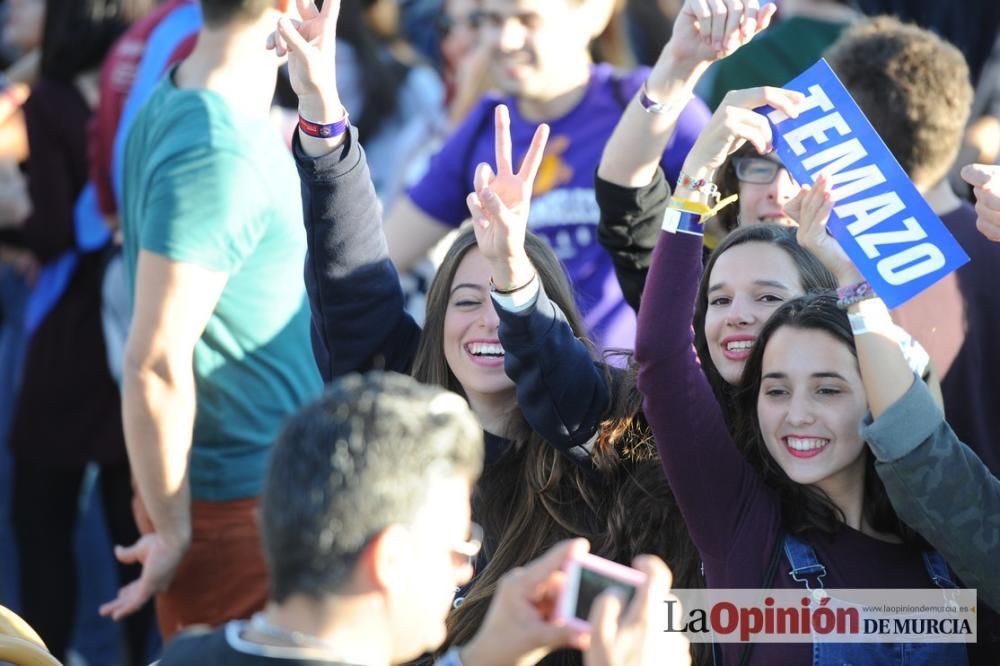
[
  {"x1": 292, "y1": 125, "x2": 363, "y2": 182},
  {"x1": 860, "y1": 374, "x2": 945, "y2": 462},
  {"x1": 495, "y1": 283, "x2": 559, "y2": 349},
  {"x1": 593, "y1": 167, "x2": 670, "y2": 219}
]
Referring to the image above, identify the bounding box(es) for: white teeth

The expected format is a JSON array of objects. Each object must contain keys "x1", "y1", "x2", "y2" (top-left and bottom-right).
[
  {"x1": 726, "y1": 340, "x2": 754, "y2": 352},
  {"x1": 468, "y1": 342, "x2": 504, "y2": 357},
  {"x1": 786, "y1": 437, "x2": 828, "y2": 451}
]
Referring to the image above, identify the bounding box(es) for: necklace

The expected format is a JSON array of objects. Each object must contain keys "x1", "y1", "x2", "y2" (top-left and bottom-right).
[{"x1": 248, "y1": 612, "x2": 340, "y2": 652}]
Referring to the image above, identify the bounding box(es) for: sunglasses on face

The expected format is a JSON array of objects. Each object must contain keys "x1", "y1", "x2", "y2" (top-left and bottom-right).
[{"x1": 732, "y1": 156, "x2": 793, "y2": 185}]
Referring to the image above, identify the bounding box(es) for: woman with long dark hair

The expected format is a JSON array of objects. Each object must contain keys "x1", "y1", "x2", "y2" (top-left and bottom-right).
[
  {"x1": 295, "y1": 99, "x2": 699, "y2": 664},
  {"x1": 603, "y1": 77, "x2": 983, "y2": 661},
  {"x1": 283, "y1": 3, "x2": 705, "y2": 657}
]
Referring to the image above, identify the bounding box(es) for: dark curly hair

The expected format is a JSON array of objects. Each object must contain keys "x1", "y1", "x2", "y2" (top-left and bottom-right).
[{"x1": 824, "y1": 16, "x2": 973, "y2": 188}]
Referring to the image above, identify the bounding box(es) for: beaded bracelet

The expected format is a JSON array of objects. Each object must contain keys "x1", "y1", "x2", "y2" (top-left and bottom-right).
[
  {"x1": 835, "y1": 280, "x2": 877, "y2": 310},
  {"x1": 677, "y1": 171, "x2": 717, "y2": 197}
]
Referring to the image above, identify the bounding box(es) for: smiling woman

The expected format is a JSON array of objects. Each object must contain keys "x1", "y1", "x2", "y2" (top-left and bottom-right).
[
  {"x1": 297, "y1": 99, "x2": 701, "y2": 665},
  {"x1": 736, "y1": 296, "x2": 904, "y2": 536},
  {"x1": 411, "y1": 228, "x2": 587, "y2": 440}
]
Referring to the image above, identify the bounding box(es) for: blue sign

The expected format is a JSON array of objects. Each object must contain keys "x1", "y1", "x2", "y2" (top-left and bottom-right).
[{"x1": 757, "y1": 59, "x2": 969, "y2": 309}]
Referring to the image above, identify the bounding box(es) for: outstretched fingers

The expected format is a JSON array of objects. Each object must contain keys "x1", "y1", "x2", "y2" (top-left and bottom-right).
[
  {"x1": 517, "y1": 123, "x2": 550, "y2": 188},
  {"x1": 295, "y1": 0, "x2": 319, "y2": 20},
  {"x1": 474, "y1": 161, "x2": 496, "y2": 197},
  {"x1": 723, "y1": 86, "x2": 805, "y2": 119},
  {"x1": 494, "y1": 104, "x2": 514, "y2": 176}
]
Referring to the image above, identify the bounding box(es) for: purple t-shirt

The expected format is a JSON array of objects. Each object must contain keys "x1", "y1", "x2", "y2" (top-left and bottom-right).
[{"x1": 408, "y1": 64, "x2": 710, "y2": 351}]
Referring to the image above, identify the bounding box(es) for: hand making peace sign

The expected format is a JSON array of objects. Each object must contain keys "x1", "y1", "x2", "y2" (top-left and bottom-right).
[{"x1": 465, "y1": 105, "x2": 550, "y2": 291}]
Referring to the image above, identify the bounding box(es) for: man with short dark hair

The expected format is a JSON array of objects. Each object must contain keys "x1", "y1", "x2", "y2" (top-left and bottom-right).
[
  {"x1": 100, "y1": 0, "x2": 322, "y2": 638},
  {"x1": 157, "y1": 371, "x2": 484, "y2": 664}
]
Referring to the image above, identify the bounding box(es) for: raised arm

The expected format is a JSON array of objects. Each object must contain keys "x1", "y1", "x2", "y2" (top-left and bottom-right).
[
  {"x1": 465, "y1": 106, "x2": 610, "y2": 460},
  {"x1": 633, "y1": 87, "x2": 804, "y2": 566},
  {"x1": 794, "y1": 177, "x2": 1000, "y2": 608},
  {"x1": 273, "y1": 0, "x2": 421, "y2": 381},
  {"x1": 596, "y1": 0, "x2": 777, "y2": 309},
  {"x1": 597, "y1": 0, "x2": 777, "y2": 189}
]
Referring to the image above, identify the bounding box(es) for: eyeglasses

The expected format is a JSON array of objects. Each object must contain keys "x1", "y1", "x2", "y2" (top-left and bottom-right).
[
  {"x1": 732, "y1": 156, "x2": 791, "y2": 185},
  {"x1": 451, "y1": 522, "x2": 483, "y2": 566}
]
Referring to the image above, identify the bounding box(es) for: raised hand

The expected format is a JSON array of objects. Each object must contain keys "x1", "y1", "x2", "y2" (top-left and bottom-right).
[
  {"x1": 667, "y1": 0, "x2": 777, "y2": 67},
  {"x1": 465, "y1": 104, "x2": 549, "y2": 290},
  {"x1": 267, "y1": 0, "x2": 341, "y2": 114},
  {"x1": 961, "y1": 163, "x2": 1000, "y2": 242},
  {"x1": 788, "y1": 175, "x2": 861, "y2": 285},
  {"x1": 679, "y1": 87, "x2": 803, "y2": 188}
]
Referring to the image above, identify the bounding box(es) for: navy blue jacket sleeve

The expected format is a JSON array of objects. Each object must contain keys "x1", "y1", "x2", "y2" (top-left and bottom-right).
[
  {"x1": 495, "y1": 286, "x2": 611, "y2": 465},
  {"x1": 293, "y1": 128, "x2": 422, "y2": 382}
]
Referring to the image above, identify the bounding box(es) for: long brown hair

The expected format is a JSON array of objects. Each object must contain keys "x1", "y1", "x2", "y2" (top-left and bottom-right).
[
  {"x1": 444, "y1": 363, "x2": 702, "y2": 665},
  {"x1": 416, "y1": 230, "x2": 702, "y2": 665}
]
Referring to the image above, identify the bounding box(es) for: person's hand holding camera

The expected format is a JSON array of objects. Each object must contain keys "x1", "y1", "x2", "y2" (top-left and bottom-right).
[
  {"x1": 459, "y1": 540, "x2": 590, "y2": 666},
  {"x1": 585, "y1": 555, "x2": 691, "y2": 666}
]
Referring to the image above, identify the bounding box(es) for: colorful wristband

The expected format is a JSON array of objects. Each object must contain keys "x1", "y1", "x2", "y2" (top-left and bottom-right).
[
  {"x1": 662, "y1": 208, "x2": 704, "y2": 236},
  {"x1": 298, "y1": 112, "x2": 349, "y2": 139},
  {"x1": 836, "y1": 280, "x2": 877, "y2": 310},
  {"x1": 677, "y1": 171, "x2": 718, "y2": 197}
]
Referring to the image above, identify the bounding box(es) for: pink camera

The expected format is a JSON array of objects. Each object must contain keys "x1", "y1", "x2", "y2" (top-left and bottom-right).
[{"x1": 555, "y1": 552, "x2": 647, "y2": 631}]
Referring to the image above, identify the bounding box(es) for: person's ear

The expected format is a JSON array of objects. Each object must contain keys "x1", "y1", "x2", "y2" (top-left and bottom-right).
[{"x1": 366, "y1": 525, "x2": 412, "y2": 593}]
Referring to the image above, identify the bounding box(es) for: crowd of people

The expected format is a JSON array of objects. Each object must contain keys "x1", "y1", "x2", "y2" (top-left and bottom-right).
[{"x1": 0, "y1": 0, "x2": 999, "y2": 664}]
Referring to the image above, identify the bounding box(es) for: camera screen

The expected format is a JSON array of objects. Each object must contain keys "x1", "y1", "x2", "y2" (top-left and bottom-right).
[{"x1": 573, "y1": 567, "x2": 638, "y2": 621}]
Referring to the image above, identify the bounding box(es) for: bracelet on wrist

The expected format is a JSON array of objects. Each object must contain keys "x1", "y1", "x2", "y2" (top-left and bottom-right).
[
  {"x1": 638, "y1": 81, "x2": 693, "y2": 116},
  {"x1": 836, "y1": 280, "x2": 877, "y2": 310},
  {"x1": 668, "y1": 194, "x2": 738, "y2": 218},
  {"x1": 662, "y1": 208, "x2": 704, "y2": 237},
  {"x1": 490, "y1": 271, "x2": 537, "y2": 295},
  {"x1": 847, "y1": 300, "x2": 893, "y2": 336},
  {"x1": 298, "y1": 110, "x2": 350, "y2": 139}
]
